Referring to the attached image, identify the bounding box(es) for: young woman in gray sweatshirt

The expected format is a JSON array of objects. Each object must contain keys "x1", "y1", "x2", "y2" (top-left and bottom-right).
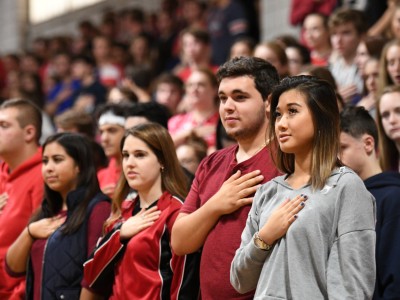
[{"x1": 231, "y1": 76, "x2": 376, "y2": 299}]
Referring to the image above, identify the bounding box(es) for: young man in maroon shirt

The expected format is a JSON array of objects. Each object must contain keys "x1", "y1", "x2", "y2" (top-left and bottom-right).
[{"x1": 172, "y1": 56, "x2": 281, "y2": 299}]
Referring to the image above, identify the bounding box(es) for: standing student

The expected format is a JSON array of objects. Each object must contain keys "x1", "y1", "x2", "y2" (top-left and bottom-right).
[
  {"x1": 231, "y1": 76, "x2": 376, "y2": 299},
  {"x1": 83, "y1": 123, "x2": 198, "y2": 299},
  {"x1": 377, "y1": 85, "x2": 400, "y2": 171},
  {"x1": 171, "y1": 56, "x2": 281, "y2": 300},
  {"x1": 0, "y1": 99, "x2": 44, "y2": 299},
  {"x1": 377, "y1": 39, "x2": 400, "y2": 96},
  {"x1": 303, "y1": 13, "x2": 332, "y2": 67},
  {"x1": 96, "y1": 104, "x2": 126, "y2": 197},
  {"x1": 5, "y1": 133, "x2": 110, "y2": 300},
  {"x1": 328, "y1": 8, "x2": 367, "y2": 103},
  {"x1": 168, "y1": 68, "x2": 219, "y2": 152},
  {"x1": 340, "y1": 106, "x2": 400, "y2": 299}
]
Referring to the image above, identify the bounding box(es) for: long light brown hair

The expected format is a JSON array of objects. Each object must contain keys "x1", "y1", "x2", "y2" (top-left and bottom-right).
[
  {"x1": 376, "y1": 85, "x2": 400, "y2": 171},
  {"x1": 107, "y1": 122, "x2": 188, "y2": 226}
]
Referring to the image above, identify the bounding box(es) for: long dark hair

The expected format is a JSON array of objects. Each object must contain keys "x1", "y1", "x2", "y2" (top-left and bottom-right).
[{"x1": 31, "y1": 132, "x2": 101, "y2": 234}]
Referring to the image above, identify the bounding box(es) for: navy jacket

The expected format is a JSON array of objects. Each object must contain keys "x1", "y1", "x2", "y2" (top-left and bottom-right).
[
  {"x1": 366, "y1": 172, "x2": 400, "y2": 300},
  {"x1": 26, "y1": 188, "x2": 109, "y2": 300}
]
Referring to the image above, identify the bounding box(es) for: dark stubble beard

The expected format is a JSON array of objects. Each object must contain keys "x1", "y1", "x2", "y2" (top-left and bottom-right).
[{"x1": 225, "y1": 107, "x2": 267, "y2": 142}]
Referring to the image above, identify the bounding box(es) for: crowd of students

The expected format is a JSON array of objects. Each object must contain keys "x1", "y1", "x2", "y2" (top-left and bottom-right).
[{"x1": 0, "y1": 0, "x2": 400, "y2": 299}]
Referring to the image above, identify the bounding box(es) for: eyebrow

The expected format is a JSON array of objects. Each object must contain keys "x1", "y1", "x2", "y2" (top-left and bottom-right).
[
  {"x1": 276, "y1": 102, "x2": 302, "y2": 109},
  {"x1": 218, "y1": 89, "x2": 248, "y2": 95},
  {"x1": 287, "y1": 102, "x2": 302, "y2": 107}
]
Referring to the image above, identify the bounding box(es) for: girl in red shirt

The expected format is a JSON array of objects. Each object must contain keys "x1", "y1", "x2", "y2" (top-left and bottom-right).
[{"x1": 84, "y1": 123, "x2": 199, "y2": 299}]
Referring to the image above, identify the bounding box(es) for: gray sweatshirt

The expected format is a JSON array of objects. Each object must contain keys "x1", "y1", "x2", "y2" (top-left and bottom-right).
[{"x1": 231, "y1": 167, "x2": 376, "y2": 300}]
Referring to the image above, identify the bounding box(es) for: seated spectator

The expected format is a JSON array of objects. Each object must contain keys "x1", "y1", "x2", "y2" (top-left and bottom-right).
[
  {"x1": 71, "y1": 55, "x2": 108, "y2": 113},
  {"x1": 173, "y1": 28, "x2": 218, "y2": 82},
  {"x1": 45, "y1": 52, "x2": 81, "y2": 117},
  {"x1": 328, "y1": 8, "x2": 367, "y2": 104}
]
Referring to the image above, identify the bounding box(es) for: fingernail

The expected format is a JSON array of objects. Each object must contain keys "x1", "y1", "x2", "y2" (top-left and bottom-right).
[
  {"x1": 303, "y1": 194, "x2": 308, "y2": 200},
  {"x1": 300, "y1": 201, "x2": 305, "y2": 207},
  {"x1": 294, "y1": 214, "x2": 298, "y2": 219}
]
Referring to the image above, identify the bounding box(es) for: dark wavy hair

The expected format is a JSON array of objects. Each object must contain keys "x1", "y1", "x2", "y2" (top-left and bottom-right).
[
  {"x1": 31, "y1": 132, "x2": 101, "y2": 234},
  {"x1": 216, "y1": 56, "x2": 279, "y2": 101}
]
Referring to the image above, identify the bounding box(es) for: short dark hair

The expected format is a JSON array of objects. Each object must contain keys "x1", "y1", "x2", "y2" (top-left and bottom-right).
[
  {"x1": 340, "y1": 106, "x2": 379, "y2": 151},
  {"x1": 287, "y1": 43, "x2": 311, "y2": 65},
  {"x1": 181, "y1": 27, "x2": 210, "y2": 45},
  {"x1": 126, "y1": 102, "x2": 171, "y2": 129},
  {"x1": 216, "y1": 56, "x2": 279, "y2": 101},
  {"x1": 72, "y1": 54, "x2": 96, "y2": 67},
  {"x1": 0, "y1": 98, "x2": 42, "y2": 144},
  {"x1": 154, "y1": 73, "x2": 184, "y2": 94}
]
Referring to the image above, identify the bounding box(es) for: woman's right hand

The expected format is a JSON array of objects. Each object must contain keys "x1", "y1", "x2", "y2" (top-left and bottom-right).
[
  {"x1": 120, "y1": 207, "x2": 161, "y2": 241},
  {"x1": 258, "y1": 194, "x2": 308, "y2": 245},
  {"x1": 28, "y1": 216, "x2": 66, "y2": 239}
]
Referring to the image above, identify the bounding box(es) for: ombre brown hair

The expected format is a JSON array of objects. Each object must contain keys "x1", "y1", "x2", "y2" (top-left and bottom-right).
[
  {"x1": 376, "y1": 85, "x2": 400, "y2": 171},
  {"x1": 269, "y1": 76, "x2": 342, "y2": 190},
  {"x1": 108, "y1": 122, "x2": 188, "y2": 224}
]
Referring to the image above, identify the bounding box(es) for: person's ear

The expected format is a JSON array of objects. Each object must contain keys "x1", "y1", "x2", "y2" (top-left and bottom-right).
[
  {"x1": 24, "y1": 125, "x2": 36, "y2": 143},
  {"x1": 265, "y1": 94, "x2": 272, "y2": 116},
  {"x1": 362, "y1": 134, "x2": 375, "y2": 155},
  {"x1": 74, "y1": 164, "x2": 80, "y2": 175}
]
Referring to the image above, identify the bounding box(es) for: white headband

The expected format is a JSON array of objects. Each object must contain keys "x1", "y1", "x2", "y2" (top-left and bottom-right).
[{"x1": 98, "y1": 111, "x2": 126, "y2": 127}]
